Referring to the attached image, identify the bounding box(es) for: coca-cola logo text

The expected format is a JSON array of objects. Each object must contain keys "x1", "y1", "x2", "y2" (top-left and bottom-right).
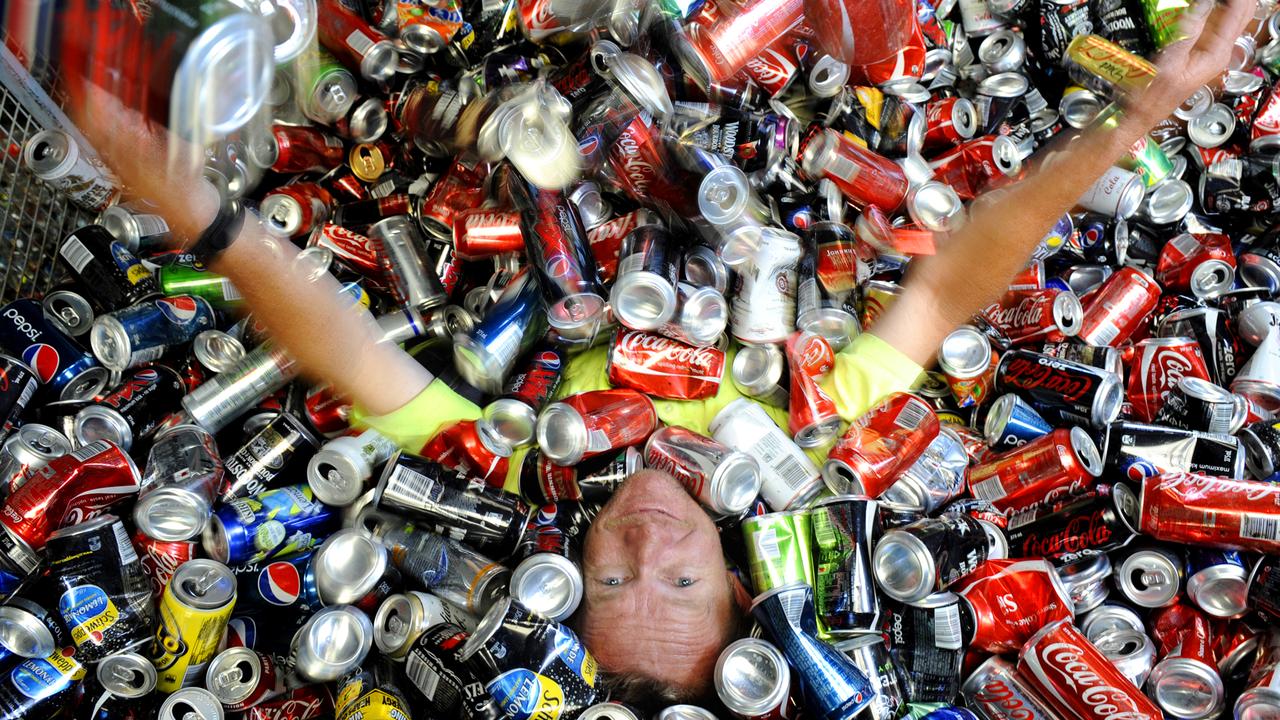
[
  {"x1": 620, "y1": 331, "x2": 720, "y2": 371},
  {"x1": 1018, "y1": 508, "x2": 1114, "y2": 557},
  {"x1": 1040, "y1": 642, "x2": 1151, "y2": 720},
  {"x1": 974, "y1": 679, "x2": 1036, "y2": 720},
  {"x1": 1152, "y1": 472, "x2": 1280, "y2": 504},
  {"x1": 1001, "y1": 356, "x2": 1093, "y2": 402},
  {"x1": 985, "y1": 297, "x2": 1046, "y2": 333}
]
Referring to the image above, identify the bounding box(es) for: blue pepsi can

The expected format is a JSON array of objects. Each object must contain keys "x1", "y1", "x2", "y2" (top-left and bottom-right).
[
  {"x1": 202, "y1": 485, "x2": 338, "y2": 565},
  {"x1": 983, "y1": 393, "x2": 1053, "y2": 449},
  {"x1": 229, "y1": 550, "x2": 320, "y2": 613},
  {"x1": 88, "y1": 295, "x2": 216, "y2": 372},
  {"x1": 913, "y1": 705, "x2": 980, "y2": 720},
  {"x1": 453, "y1": 269, "x2": 547, "y2": 395},
  {"x1": 1185, "y1": 548, "x2": 1249, "y2": 618},
  {"x1": 0, "y1": 299, "x2": 109, "y2": 400}
]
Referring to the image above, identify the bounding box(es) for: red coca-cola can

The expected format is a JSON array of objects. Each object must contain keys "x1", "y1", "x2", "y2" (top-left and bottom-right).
[
  {"x1": 316, "y1": 0, "x2": 398, "y2": 82},
  {"x1": 536, "y1": 389, "x2": 658, "y2": 466},
  {"x1": 607, "y1": 329, "x2": 726, "y2": 401},
  {"x1": 1126, "y1": 336, "x2": 1212, "y2": 422},
  {"x1": 421, "y1": 419, "x2": 511, "y2": 487},
  {"x1": 1017, "y1": 619, "x2": 1162, "y2": 720},
  {"x1": 1251, "y1": 85, "x2": 1280, "y2": 149},
  {"x1": 962, "y1": 655, "x2": 1060, "y2": 720},
  {"x1": 967, "y1": 427, "x2": 1103, "y2": 513},
  {"x1": 740, "y1": 32, "x2": 802, "y2": 97},
  {"x1": 798, "y1": 126, "x2": 910, "y2": 210},
  {"x1": 785, "y1": 331, "x2": 842, "y2": 448},
  {"x1": 244, "y1": 683, "x2": 334, "y2": 720},
  {"x1": 587, "y1": 209, "x2": 655, "y2": 283},
  {"x1": 1140, "y1": 472, "x2": 1280, "y2": 553},
  {"x1": 270, "y1": 125, "x2": 347, "y2": 175},
  {"x1": 822, "y1": 392, "x2": 939, "y2": 496},
  {"x1": 1147, "y1": 602, "x2": 1225, "y2": 719},
  {"x1": 303, "y1": 384, "x2": 353, "y2": 436},
  {"x1": 923, "y1": 97, "x2": 979, "y2": 150},
  {"x1": 1155, "y1": 233, "x2": 1237, "y2": 299},
  {"x1": 607, "y1": 114, "x2": 697, "y2": 216},
  {"x1": 133, "y1": 531, "x2": 196, "y2": 600},
  {"x1": 1076, "y1": 266, "x2": 1163, "y2": 347},
  {"x1": 308, "y1": 222, "x2": 386, "y2": 283},
  {"x1": 0, "y1": 441, "x2": 141, "y2": 575},
  {"x1": 452, "y1": 208, "x2": 526, "y2": 260},
  {"x1": 673, "y1": 0, "x2": 805, "y2": 88},
  {"x1": 928, "y1": 135, "x2": 1023, "y2": 200},
  {"x1": 956, "y1": 559, "x2": 1074, "y2": 653},
  {"x1": 1008, "y1": 260, "x2": 1046, "y2": 291},
  {"x1": 261, "y1": 183, "x2": 335, "y2": 239},
  {"x1": 980, "y1": 288, "x2": 1083, "y2": 346},
  {"x1": 417, "y1": 158, "x2": 489, "y2": 239}
]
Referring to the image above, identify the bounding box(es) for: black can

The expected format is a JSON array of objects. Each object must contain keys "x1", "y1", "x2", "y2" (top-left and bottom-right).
[
  {"x1": 1038, "y1": 341, "x2": 1123, "y2": 376},
  {"x1": 46, "y1": 514, "x2": 155, "y2": 662},
  {"x1": 1157, "y1": 306, "x2": 1240, "y2": 387},
  {"x1": 374, "y1": 452, "x2": 530, "y2": 558},
  {"x1": 518, "y1": 446, "x2": 636, "y2": 506},
  {"x1": 1103, "y1": 420, "x2": 1245, "y2": 480},
  {"x1": 879, "y1": 592, "x2": 975, "y2": 703},
  {"x1": 221, "y1": 412, "x2": 321, "y2": 501},
  {"x1": 403, "y1": 622, "x2": 502, "y2": 720},
  {"x1": 72, "y1": 364, "x2": 185, "y2": 451},
  {"x1": 1242, "y1": 419, "x2": 1280, "y2": 481},
  {"x1": 1153, "y1": 377, "x2": 1242, "y2": 435},
  {"x1": 1090, "y1": 0, "x2": 1152, "y2": 55},
  {"x1": 457, "y1": 598, "x2": 599, "y2": 716},
  {"x1": 0, "y1": 355, "x2": 39, "y2": 434},
  {"x1": 873, "y1": 515, "x2": 990, "y2": 603},
  {"x1": 1037, "y1": 0, "x2": 1092, "y2": 66},
  {"x1": 1247, "y1": 554, "x2": 1280, "y2": 621},
  {"x1": 1004, "y1": 483, "x2": 1140, "y2": 562},
  {"x1": 4, "y1": 597, "x2": 69, "y2": 658},
  {"x1": 57, "y1": 225, "x2": 160, "y2": 311},
  {"x1": 810, "y1": 495, "x2": 881, "y2": 633},
  {"x1": 834, "y1": 633, "x2": 908, "y2": 720},
  {"x1": 994, "y1": 349, "x2": 1123, "y2": 428},
  {"x1": 0, "y1": 648, "x2": 84, "y2": 720}
]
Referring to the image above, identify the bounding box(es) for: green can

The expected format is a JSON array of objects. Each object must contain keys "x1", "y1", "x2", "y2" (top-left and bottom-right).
[
  {"x1": 157, "y1": 266, "x2": 244, "y2": 309},
  {"x1": 1143, "y1": 0, "x2": 1191, "y2": 49},
  {"x1": 742, "y1": 510, "x2": 814, "y2": 594},
  {"x1": 1122, "y1": 133, "x2": 1174, "y2": 188}
]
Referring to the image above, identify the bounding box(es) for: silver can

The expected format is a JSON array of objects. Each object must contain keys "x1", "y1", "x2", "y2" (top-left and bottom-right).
[
  {"x1": 158, "y1": 687, "x2": 225, "y2": 720},
  {"x1": 510, "y1": 552, "x2": 583, "y2": 623},
  {"x1": 134, "y1": 424, "x2": 222, "y2": 542},
  {"x1": 182, "y1": 345, "x2": 298, "y2": 433},
  {"x1": 1147, "y1": 655, "x2": 1225, "y2": 720},
  {"x1": 98, "y1": 651, "x2": 158, "y2": 698},
  {"x1": 644, "y1": 426, "x2": 762, "y2": 516},
  {"x1": 22, "y1": 129, "x2": 119, "y2": 213},
  {"x1": 290, "y1": 605, "x2": 374, "y2": 683},
  {"x1": 192, "y1": 331, "x2": 247, "y2": 374},
  {"x1": 938, "y1": 326, "x2": 994, "y2": 384},
  {"x1": 1115, "y1": 545, "x2": 1183, "y2": 608},
  {"x1": 1092, "y1": 627, "x2": 1157, "y2": 688},
  {"x1": 880, "y1": 426, "x2": 969, "y2": 514},
  {"x1": 962, "y1": 655, "x2": 1057, "y2": 720},
  {"x1": 661, "y1": 283, "x2": 728, "y2": 348},
  {"x1": 374, "y1": 590, "x2": 477, "y2": 659},
  {"x1": 834, "y1": 633, "x2": 907, "y2": 720},
  {"x1": 682, "y1": 243, "x2": 730, "y2": 295},
  {"x1": 370, "y1": 216, "x2": 448, "y2": 312},
  {"x1": 611, "y1": 224, "x2": 680, "y2": 331},
  {"x1": 0, "y1": 424, "x2": 70, "y2": 497},
  {"x1": 99, "y1": 202, "x2": 172, "y2": 254},
  {"x1": 1186, "y1": 550, "x2": 1249, "y2": 618},
  {"x1": 730, "y1": 228, "x2": 801, "y2": 345},
  {"x1": 709, "y1": 398, "x2": 822, "y2": 511},
  {"x1": 203, "y1": 646, "x2": 267, "y2": 707},
  {"x1": 731, "y1": 344, "x2": 789, "y2": 408},
  {"x1": 1078, "y1": 166, "x2": 1145, "y2": 219},
  {"x1": 307, "y1": 429, "x2": 399, "y2": 507},
  {"x1": 1187, "y1": 103, "x2": 1237, "y2": 149},
  {"x1": 1055, "y1": 553, "x2": 1113, "y2": 616},
  {"x1": 311, "y1": 528, "x2": 395, "y2": 606},
  {"x1": 41, "y1": 290, "x2": 95, "y2": 338},
  {"x1": 1079, "y1": 600, "x2": 1145, "y2": 642},
  {"x1": 714, "y1": 638, "x2": 791, "y2": 720},
  {"x1": 698, "y1": 164, "x2": 771, "y2": 229}
]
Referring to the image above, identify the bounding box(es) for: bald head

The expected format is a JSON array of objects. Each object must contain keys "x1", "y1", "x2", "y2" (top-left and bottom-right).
[{"x1": 575, "y1": 470, "x2": 743, "y2": 698}]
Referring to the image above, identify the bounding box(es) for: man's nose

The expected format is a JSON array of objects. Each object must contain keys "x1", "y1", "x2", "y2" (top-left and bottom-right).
[{"x1": 621, "y1": 519, "x2": 678, "y2": 561}]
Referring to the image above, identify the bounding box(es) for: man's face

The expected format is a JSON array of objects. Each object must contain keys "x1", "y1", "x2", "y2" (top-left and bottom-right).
[{"x1": 577, "y1": 470, "x2": 739, "y2": 696}]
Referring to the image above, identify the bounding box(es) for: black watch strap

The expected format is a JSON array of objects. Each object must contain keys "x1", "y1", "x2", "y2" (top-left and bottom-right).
[{"x1": 190, "y1": 200, "x2": 246, "y2": 263}]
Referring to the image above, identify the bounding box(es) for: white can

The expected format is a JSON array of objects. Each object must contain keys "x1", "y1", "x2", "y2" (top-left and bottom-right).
[
  {"x1": 1078, "y1": 166, "x2": 1145, "y2": 219},
  {"x1": 730, "y1": 228, "x2": 801, "y2": 345},
  {"x1": 710, "y1": 398, "x2": 822, "y2": 510}
]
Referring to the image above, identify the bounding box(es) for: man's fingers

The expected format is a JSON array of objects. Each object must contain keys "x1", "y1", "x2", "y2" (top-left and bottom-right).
[{"x1": 1192, "y1": 0, "x2": 1257, "y2": 57}]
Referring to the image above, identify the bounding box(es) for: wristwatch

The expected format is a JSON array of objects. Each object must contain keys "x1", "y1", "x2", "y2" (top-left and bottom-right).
[{"x1": 189, "y1": 194, "x2": 247, "y2": 263}]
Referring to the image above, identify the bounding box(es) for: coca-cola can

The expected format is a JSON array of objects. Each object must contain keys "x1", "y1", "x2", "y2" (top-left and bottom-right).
[
  {"x1": 607, "y1": 329, "x2": 725, "y2": 401},
  {"x1": 536, "y1": 389, "x2": 658, "y2": 466},
  {"x1": 980, "y1": 288, "x2": 1083, "y2": 345},
  {"x1": 1126, "y1": 336, "x2": 1212, "y2": 422},
  {"x1": 452, "y1": 208, "x2": 526, "y2": 260},
  {"x1": 643, "y1": 426, "x2": 761, "y2": 516},
  {"x1": 968, "y1": 427, "x2": 1103, "y2": 513},
  {"x1": 1005, "y1": 483, "x2": 1141, "y2": 562},
  {"x1": 822, "y1": 393, "x2": 939, "y2": 497},
  {"x1": 956, "y1": 558, "x2": 1074, "y2": 654},
  {"x1": 1017, "y1": 618, "x2": 1162, "y2": 720},
  {"x1": 993, "y1": 349, "x2": 1123, "y2": 427},
  {"x1": 1155, "y1": 376, "x2": 1245, "y2": 435},
  {"x1": 962, "y1": 654, "x2": 1059, "y2": 720},
  {"x1": 1156, "y1": 232, "x2": 1237, "y2": 299},
  {"x1": 1076, "y1": 267, "x2": 1162, "y2": 347},
  {"x1": 1140, "y1": 472, "x2": 1280, "y2": 554},
  {"x1": 1147, "y1": 603, "x2": 1226, "y2": 720}
]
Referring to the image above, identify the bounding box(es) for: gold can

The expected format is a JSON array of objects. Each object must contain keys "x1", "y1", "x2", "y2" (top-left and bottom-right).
[{"x1": 1065, "y1": 34, "x2": 1158, "y2": 97}]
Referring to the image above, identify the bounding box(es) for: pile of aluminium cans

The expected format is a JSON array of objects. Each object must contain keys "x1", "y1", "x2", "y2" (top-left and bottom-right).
[{"x1": 10, "y1": 0, "x2": 1280, "y2": 717}]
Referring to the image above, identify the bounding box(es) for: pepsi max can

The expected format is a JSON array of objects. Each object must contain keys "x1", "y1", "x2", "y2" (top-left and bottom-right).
[
  {"x1": 0, "y1": 355, "x2": 39, "y2": 434},
  {"x1": 982, "y1": 394, "x2": 1052, "y2": 449},
  {"x1": 0, "y1": 299, "x2": 109, "y2": 400},
  {"x1": 229, "y1": 551, "x2": 320, "y2": 613},
  {"x1": 89, "y1": 295, "x2": 217, "y2": 372},
  {"x1": 58, "y1": 225, "x2": 160, "y2": 310},
  {"x1": 73, "y1": 365, "x2": 186, "y2": 451}
]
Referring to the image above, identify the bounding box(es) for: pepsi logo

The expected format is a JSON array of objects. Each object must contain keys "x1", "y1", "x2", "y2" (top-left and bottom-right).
[
  {"x1": 1125, "y1": 459, "x2": 1159, "y2": 482},
  {"x1": 578, "y1": 135, "x2": 600, "y2": 157},
  {"x1": 21, "y1": 344, "x2": 60, "y2": 383},
  {"x1": 545, "y1": 255, "x2": 574, "y2": 280},
  {"x1": 258, "y1": 561, "x2": 301, "y2": 606},
  {"x1": 156, "y1": 296, "x2": 200, "y2": 324},
  {"x1": 533, "y1": 350, "x2": 562, "y2": 370}
]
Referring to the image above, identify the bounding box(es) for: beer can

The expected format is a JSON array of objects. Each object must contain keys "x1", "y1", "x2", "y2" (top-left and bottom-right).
[
  {"x1": 152, "y1": 559, "x2": 237, "y2": 693},
  {"x1": 221, "y1": 412, "x2": 321, "y2": 501}
]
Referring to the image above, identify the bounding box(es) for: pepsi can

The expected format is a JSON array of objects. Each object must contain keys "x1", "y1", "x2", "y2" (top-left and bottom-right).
[
  {"x1": 203, "y1": 484, "x2": 339, "y2": 565},
  {"x1": 982, "y1": 393, "x2": 1053, "y2": 449},
  {"x1": 58, "y1": 225, "x2": 160, "y2": 310},
  {"x1": 0, "y1": 299, "x2": 110, "y2": 400},
  {"x1": 89, "y1": 295, "x2": 217, "y2": 372},
  {"x1": 453, "y1": 268, "x2": 547, "y2": 395},
  {"x1": 229, "y1": 551, "x2": 320, "y2": 613},
  {"x1": 0, "y1": 355, "x2": 39, "y2": 434},
  {"x1": 73, "y1": 365, "x2": 186, "y2": 451}
]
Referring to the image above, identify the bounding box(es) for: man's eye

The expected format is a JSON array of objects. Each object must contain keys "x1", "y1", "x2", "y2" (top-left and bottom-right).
[
  {"x1": 676, "y1": 577, "x2": 695, "y2": 587},
  {"x1": 603, "y1": 577, "x2": 623, "y2": 586}
]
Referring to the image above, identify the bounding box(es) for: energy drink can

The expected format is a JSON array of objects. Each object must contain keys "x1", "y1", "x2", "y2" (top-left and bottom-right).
[
  {"x1": 152, "y1": 559, "x2": 237, "y2": 693},
  {"x1": 46, "y1": 514, "x2": 154, "y2": 662},
  {"x1": 203, "y1": 484, "x2": 338, "y2": 565},
  {"x1": 402, "y1": 623, "x2": 491, "y2": 719}
]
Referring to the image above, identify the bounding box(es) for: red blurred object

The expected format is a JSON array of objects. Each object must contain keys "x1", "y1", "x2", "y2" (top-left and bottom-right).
[
  {"x1": 452, "y1": 209, "x2": 526, "y2": 260},
  {"x1": 740, "y1": 31, "x2": 803, "y2": 97},
  {"x1": 418, "y1": 157, "x2": 490, "y2": 238},
  {"x1": 244, "y1": 684, "x2": 334, "y2": 720},
  {"x1": 326, "y1": 171, "x2": 368, "y2": 203},
  {"x1": 1076, "y1": 267, "x2": 1162, "y2": 347},
  {"x1": 1140, "y1": 472, "x2": 1280, "y2": 553},
  {"x1": 798, "y1": 126, "x2": 909, "y2": 210},
  {"x1": 421, "y1": 420, "x2": 511, "y2": 487},
  {"x1": 1017, "y1": 619, "x2": 1162, "y2": 720},
  {"x1": 805, "y1": 0, "x2": 922, "y2": 79},
  {"x1": 338, "y1": 194, "x2": 415, "y2": 229},
  {"x1": 263, "y1": 183, "x2": 335, "y2": 240},
  {"x1": 1252, "y1": 86, "x2": 1280, "y2": 144},
  {"x1": 587, "y1": 210, "x2": 652, "y2": 283},
  {"x1": 303, "y1": 384, "x2": 353, "y2": 435},
  {"x1": 1155, "y1": 233, "x2": 1237, "y2": 296},
  {"x1": 270, "y1": 125, "x2": 347, "y2": 174},
  {"x1": 980, "y1": 288, "x2": 1080, "y2": 346},
  {"x1": 957, "y1": 559, "x2": 1073, "y2": 653},
  {"x1": 543, "y1": 389, "x2": 659, "y2": 465},
  {"x1": 1008, "y1": 261, "x2": 1046, "y2": 291},
  {"x1": 309, "y1": 223, "x2": 387, "y2": 284},
  {"x1": 929, "y1": 136, "x2": 1022, "y2": 199},
  {"x1": 967, "y1": 428, "x2": 1101, "y2": 513},
  {"x1": 607, "y1": 113, "x2": 698, "y2": 216},
  {"x1": 824, "y1": 392, "x2": 940, "y2": 496},
  {"x1": 316, "y1": 0, "x2": 396, "y2": 78},
  {"x1": 607, "y1": 329, "x2": 725, "y2": 400},
  {"x1": 517, "y1": 0, "x2": 578, "y2": 42},
  {"x1": 785, "y1": 330, "x2": 836, "y2": 378},
  {"x1": 1126, "y1": 337, "x2": 1211, "y2": 422},
  {"x1": 923, "y1": 98, "x2": 974, "y2": 150},
  {"x1": 133, "y1": 531, "x2": 196, "y2": 601},
  {"x1": 0, "y1": 441, "x2": 141, "y2": 574},
  {"x1": 676, "y1": 0, "x2": 805, "y2": 87}
]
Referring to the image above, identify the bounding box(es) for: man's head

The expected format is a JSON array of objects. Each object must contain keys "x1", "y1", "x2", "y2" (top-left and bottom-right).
[{"x1": 576, "y1": 469, "x2": 748, "y2": 701}]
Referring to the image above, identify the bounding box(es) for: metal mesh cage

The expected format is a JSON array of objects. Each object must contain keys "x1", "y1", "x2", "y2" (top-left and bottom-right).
[{"x1": 0, "y1": 42, "x2": 91, "y2": 305}]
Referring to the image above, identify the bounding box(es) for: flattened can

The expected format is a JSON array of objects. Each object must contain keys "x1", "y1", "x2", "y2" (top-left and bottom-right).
[
  {"x1": 810, "y1": 496, "x2": 882, "y2": 634},
  {"x1": 151, "y1": 559, "x2": 237, "y2": 693},
  {"x1": 46, "y1": 514, "x2": 154, "y2": 662}
]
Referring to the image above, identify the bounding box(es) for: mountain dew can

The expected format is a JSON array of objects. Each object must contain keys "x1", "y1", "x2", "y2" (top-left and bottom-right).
[
  {"x1": 742, "y1": 510, "x2": 814, "y2": 593},
  {"x1": 156, "y1": 265, "x2": 244, "y2": 310}
]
